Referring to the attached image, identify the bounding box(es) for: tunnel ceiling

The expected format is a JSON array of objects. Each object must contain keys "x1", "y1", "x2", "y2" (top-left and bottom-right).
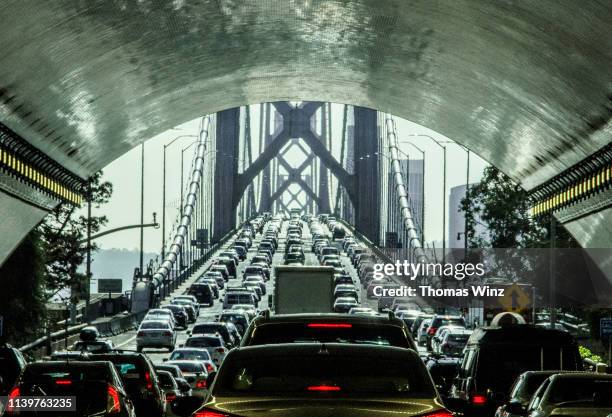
[{"x1": 0, "y1": 0, "x2": 610, "y2": 190}]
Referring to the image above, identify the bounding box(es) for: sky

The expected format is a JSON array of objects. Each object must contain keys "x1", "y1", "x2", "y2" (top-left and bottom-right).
[{"x1": 85, "y1": 104, "x2": 489, "y2": 253}]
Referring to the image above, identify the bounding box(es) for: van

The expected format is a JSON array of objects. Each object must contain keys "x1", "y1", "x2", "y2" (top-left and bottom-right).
[{"x1": 448, "y1": 325, "x2": 582, "y2": 417}]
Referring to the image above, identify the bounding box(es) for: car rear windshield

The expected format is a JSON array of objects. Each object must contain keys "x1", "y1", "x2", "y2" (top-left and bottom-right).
[
  {"x1": 476, "y1": 345, "x2": 580, "y2": 390},
  {"x1": 214, "y1": 353, "x2": 434, "y2": 397},
  {"x1": 548, "y1": 378, "x2": 612, "y2": 404},
  {"x1": 170, "y1": 349, "x2": 211, "y2": 361},
  {"x1": 248, "y1": 323, "x2": 412, "y2": 348},
  {"x1": 227, "y1": 294, "x2": 253, "y2": 304},
  {"x1": 186, "y1": 337, "x2": 222, "y2": 347},
  {"x1": 140, "y1": 321, "x2": 170, "y2": 329}
]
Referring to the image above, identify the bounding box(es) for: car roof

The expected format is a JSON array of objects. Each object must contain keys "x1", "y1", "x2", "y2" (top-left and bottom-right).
[
  {"x1": 467, "y1": 325, "x2": 578, "y2": 345},
  {"x1": 230, "y1": 343, "x2": 420, "y2": 360},
  {"x1": 550, "y1": 372, "x2": 612, "y2": 380},
  {"x1": 252, "y1": 313, "x2": 405, "y2": 327},
  {"x1": 26, "y1": 360, "x2": 112, "y2": 369}
]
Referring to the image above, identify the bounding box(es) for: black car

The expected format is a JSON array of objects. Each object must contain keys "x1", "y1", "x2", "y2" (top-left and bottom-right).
[
  {"x1": 11, "y1": 361, "x2": 136, "y2": 416},
  {"x1": 283, "y1": 252, "x2": 304, "y2": 264},
  {"x1": 92, "y1": 352, "x2": 166, "y2": 417},
  {"x1": 188, "y1": 283, "x2": 215, "y2": 306},
  {"x1": 160, "y1": 304, "x2": 189, "y2": 329},
  {"x1": 240, "y1": 313, "x2": 418, "y2": 351},
  {"x1": 154, "y1": 364, "x2": 192, "y2": 396},
  {"x1": 0, "y1": 344, "x2": 27, "y2": 395}
]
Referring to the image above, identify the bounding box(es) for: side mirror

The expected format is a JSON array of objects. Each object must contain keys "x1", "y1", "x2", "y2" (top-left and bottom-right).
[
  {"x1": 206, "y1": 372, "x2": 217, "y2": 388},
  {"x1": 170, "y1": 395, "x2": 205, "y2": 417},
  {"x1": 505, "y1": 401, "x2": 527, "y2": 416}
]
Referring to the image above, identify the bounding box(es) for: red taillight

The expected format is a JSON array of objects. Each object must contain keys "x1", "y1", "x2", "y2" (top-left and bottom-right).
[
  {"x1": 7, "y1": 387, "x2": 20, "y2": 413},
  {"x1": 196, "y1": 380, "x2": 207, "y2": 388},
  {"x1": 428, "y1": 327, "x2": 438, "y2": 335},
  {"x1": 165, "y1": 392, "x2": 177, "y2": 403},
  {"x1": 205, "y1": 363, "x2": 215, "y2": 372},
  {"x1": 307, "y1": 323, "x2": 352, "y2": 329},
  {"x1": 471, "y1": 394, "x2": 487, "y2": 405},
  {"x1": 307, "y1": 385, "x2": 341, "y2": 392},
  {"x1": 163, "y1": 331, "x2": 172, "y2": 337},
  {"x1": 193, "y1": 409, "x2": 230, "y2": 417},
  {"x1": 420, "y1": 411, "x2": 454, "y2": 417},
  {"x1": 55, "y1": 379, "x2": 72, "y2": 385},
  {"x1": 107, "y1": 385, "x2": 121, "y2": 414},
  {"x1": 137, "y1": 331, "x2": 145, "y2": 337},
  {"x1": 215, "y1": 347, "x2": 225, "y2": 353},
  {"x1": 144, "y1": 371, "x2": 153, "y2": 391}
]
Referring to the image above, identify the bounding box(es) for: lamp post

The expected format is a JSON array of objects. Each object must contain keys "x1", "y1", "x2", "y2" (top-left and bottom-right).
[
  {"x1": 405, "y1": 134, "x2": 447, "y2": 264},
  {"x1": 162, "y1": 135, "x2": 197, "y2": 259}
]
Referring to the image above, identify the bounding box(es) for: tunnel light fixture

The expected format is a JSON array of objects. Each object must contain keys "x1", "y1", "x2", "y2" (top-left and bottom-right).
[
  {"x1": 0, "y1": 145, "x2": 83, "y2": 205},
  {"x1": 531, "y1": 162, "x2": 611, "y2": 217}
]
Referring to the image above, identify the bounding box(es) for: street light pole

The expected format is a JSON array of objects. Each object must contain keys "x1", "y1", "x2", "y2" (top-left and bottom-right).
[{"x1": 139, "y1": 142, "x2": 145, "y2": 277}]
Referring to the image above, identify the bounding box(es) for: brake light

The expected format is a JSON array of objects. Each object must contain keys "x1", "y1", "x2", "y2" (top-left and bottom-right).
[
  {"x1": 471, "y1": 394, "x2": 487, "y2": 405},
  {"x1": 165, "y1": 392, "x2": 177, "y2": 403},
  {"x1": 55, "y1": 379, "x2": 72, "y2": 385},
  {"x1": 107, "y1": 385, "x2": 121, "y2": 414},
  {"x1": 307, "y1": 323, "x2": 352, "y2": 329},
  {"x1": 419, "y1": 411, "x2": 453, "y2": 417},
  {"x1": 196, "y1": 380, "x2": 207, "y2": 388},
  {"x1": 193, "y1": 410, "x2": 230, "y2": 417},
  {"x1": 215, "y1": 348, "x2": 226, "y2": 353},
  {"x1": 428, "y1": 327, "x2": 438, "y2": 335},
  {"x1": 205, "y1": 363, "x2": 215, "y2": 372},
  {"x1": 6, "y1": 387, "x2": 20, "y2": 413},
  {"x1": 144, "y1": 371, "x2": 153, "y2": 391},
  {"x1": 307, "y1": 385, "x2": 341, "y2": 391}
]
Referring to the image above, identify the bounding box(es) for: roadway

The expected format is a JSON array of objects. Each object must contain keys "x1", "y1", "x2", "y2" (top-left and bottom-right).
[{"x1": 107, "y1": 218, "x2": 371, "y2": 365}]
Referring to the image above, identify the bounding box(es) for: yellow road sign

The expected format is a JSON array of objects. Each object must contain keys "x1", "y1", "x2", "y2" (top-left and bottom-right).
[{"x1": 499, "y1": 283, "x2": 531, "y2": 311}]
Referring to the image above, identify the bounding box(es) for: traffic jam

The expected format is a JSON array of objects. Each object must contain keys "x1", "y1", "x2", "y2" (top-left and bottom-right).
[{"x1": 2, "y1": 212, "x2": 611, "y2": 417}]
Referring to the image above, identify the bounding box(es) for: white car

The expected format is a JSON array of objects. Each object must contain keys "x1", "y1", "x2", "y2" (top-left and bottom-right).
[
  {"x1": 166, "y1": 360, "x2": 209, "y2": 397},
  {"x1": 166, "y1": 347, "x2": 217, "y2": 374},
  {"x1": 144, "y1": 308, "x2": 176, "y2": 329},
  {"x1": 183, "y1": 334, "x2": 228, "y2": 365},
  {"x1": 136, "y1": 320, "x2": 176, "y2": 352},
  {"x1": 172, "y1": 296, "x2": 200, "y2": 315}
]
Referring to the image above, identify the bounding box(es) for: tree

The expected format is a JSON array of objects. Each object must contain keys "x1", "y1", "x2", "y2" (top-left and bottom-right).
[
  {"x1": 0, "y1": 231, "x2": 47, "y2": 345},
  {"x1": 39, "y1": 171, "x2": 112, "y2": 298}
]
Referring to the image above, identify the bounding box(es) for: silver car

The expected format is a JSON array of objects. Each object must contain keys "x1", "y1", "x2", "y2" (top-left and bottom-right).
[
  {"x1": 136, "y1": 320, "x2": 176, "y2": 352},
  {"x1": 165, "y1": 360, "x2": 209, "y2": 397}
]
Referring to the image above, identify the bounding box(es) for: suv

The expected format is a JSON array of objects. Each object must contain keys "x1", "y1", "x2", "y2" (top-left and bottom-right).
[
  {"x1": 190, "y1": 322, "x2": 237, "y2": 348},
  {"x1": 426, "y1": 315, "x2": 466, "y2": 350},
  {"x1": 92, "y1": 352, "x2": 166, "y2": 417},
  {"x1": 222, "y1": 291, "x2": 257, "y2": 309},
  {"x1": 448, "y1": 326, "x2": 582, "y2": 417},
  {"x1": 11, "y1": 361, "x2": 136, "y2": 416},
  {"x1": 240, "y1": 313, "x2": 418, "y2": 351},
  {"x1": 0, "y1": 344, "x2": 27, "y2": 395},
  {"x1": 188, "y1": 283, "x2": 215, "y2": 306}
]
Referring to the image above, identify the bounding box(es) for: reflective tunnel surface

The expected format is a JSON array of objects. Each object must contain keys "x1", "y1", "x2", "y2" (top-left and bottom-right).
[{"x1": 0, "y1": 0, "x2": 610, "y2": 189}]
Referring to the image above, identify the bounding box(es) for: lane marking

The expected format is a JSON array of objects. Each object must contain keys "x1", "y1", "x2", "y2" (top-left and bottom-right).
[{"x1": 116, "y1": 335, "x2": 136, "y2": 348}]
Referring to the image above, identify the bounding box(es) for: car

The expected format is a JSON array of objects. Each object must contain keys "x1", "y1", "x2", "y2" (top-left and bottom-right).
[
  {"x1": 333, "y1": 284, "x2": 359, "y2": 301},
  {"x1": 155, "y1": 370, "x2": 182, "y2": 407},
  {"x1": 145, "y1": 308, "x2": 178, "y2": 328},
  {"x1": 214, "y1": 256, "x2": 237, "y2": 278},
  {"x1": 232, "y1": 244, "x2": 247, "y2": 260},
  {"x1": 183, "y1": 335, "x2": 228, "y2": 365},
  {"x1": 49, "y1": 350, "x2": 91, "y2": 361},
  {"x1": 79, "y1": 325, "x2": 100, "y2": 341},
  {"x1": 218, "y1": 250, "x2": 240, "y2": 265},
  {"x1": 9, "y1": 361, "x2": 136, "y2": 417},
  {"x1": 202, "y1": 271, "x2": 225, "y2": 289},
  {"x1": 411, "y1": 313, "x2": 434, "y2": 338},
  {"x1": 436, "y1": 328, "x2": 472, "y2": 357},
  {"x1": 165, "y1": 360, "x2": 209, "y2": 397},
  {"x1": 242, "y1": 265, "x2": 266, "y2": 280},
  {"x1": 230, "y1": 304, "x2": 257, "y2": 321},
  {"x1": 244, "y1": 282, "x2": 263, "y2": 300},
  {"x1": 172, "y1": 296, "x2": 200, "y2": 315},
  {"x1": 348, "y1": 307, "x2": 378, "y2": 316},
  {"x1": 0, "y1": 344, "x2": 27, "y2": 395},
  {"x1": 89, "y1": 352, "x2": 166, "y2": 417},
  {"x1": 222, "y1": 290, "x2": 258, "y2": 310},
  {"x1": 333, "y1": 296, "x2": 359, "y2": 313},
  {"x1": 250, "y1": 255, "x2": 270, "y2": 266},
  {"x1": 334, "y1": 273, "x2": 354, "y2": 285},
  {"x1": 284, "y1": 252, "x2": 304, "y2": 264},
  {"x1": 209, "y1": 264, "x2": 230, "y2": 281},
  {"x1": 495, "y1": 371, "x2": 572, "y2": 417},
  {"x1": 218, "y1": 311, "x2": 250, "y2": 335},
  {"x1": 160, "y1": 304, "x2": 189, "y2": 329},
  {"x1": 170, "y1": 300, "x2": 197, "y2": 322},
  {"x1": 417, "y1": 318, "x2": 432, "y2": 346},
  {"x1": 136, "y1": 320, "x2": 176, "y2": 352},
  {"x1": 431, "y1": 325, "x2": 466, "y2": 354},
  {"x1": 188, "y1": 282, "x2": 215, "y2": 306},
  {"x1": 166, "y1": 348, "x2": 217, "y2": 373},
  {"x1": 154, "y1": 363, "x2": 192, "y2": 396},
  {"x1": 72, "y1": 339, "x2": 115, "y2": 353},
  {"x1": 174, "y1": 343, "x2": 452, "y2": 417},
  {"x1": 190, "y1": 322, "x2": 237, "y2": 348},
  {"x1": 243, "y1": 275, "x2": 266, "y2": 295},
  {"x1": 241, "y1": 313, "x2": 418, "y2": 350},
  {"x1": 449, "y1": 326, "x2": 582, "y2": 417},
  {"x1": 524, "y1": 373, "x2": 612, "y2": 417},
  {"x1": 426, "y1": 315, "x2": 466, "y2": 350},
  {"x1": 250, "y1": 262, "x2": 271, "y2": 279},
  {"x1": 425, "y1": 356, "x2": 461, "y2": 399}
]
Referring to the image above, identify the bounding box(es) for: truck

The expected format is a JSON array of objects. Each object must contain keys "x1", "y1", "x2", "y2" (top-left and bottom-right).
[{"x1": 271, "y1": 266, "x2": 335, "y2": 314}]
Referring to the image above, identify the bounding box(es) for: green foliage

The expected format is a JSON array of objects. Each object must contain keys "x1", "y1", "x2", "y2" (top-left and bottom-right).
[
  {"x1": 39, "y1": 171, "x2": 113, "y2": 298},
  {"x1": 579, "y1": 345, "x2": 603, "y2": 363},
  {"x1": 0, "y1": 230, "x2": 47, "y2": 345}
]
